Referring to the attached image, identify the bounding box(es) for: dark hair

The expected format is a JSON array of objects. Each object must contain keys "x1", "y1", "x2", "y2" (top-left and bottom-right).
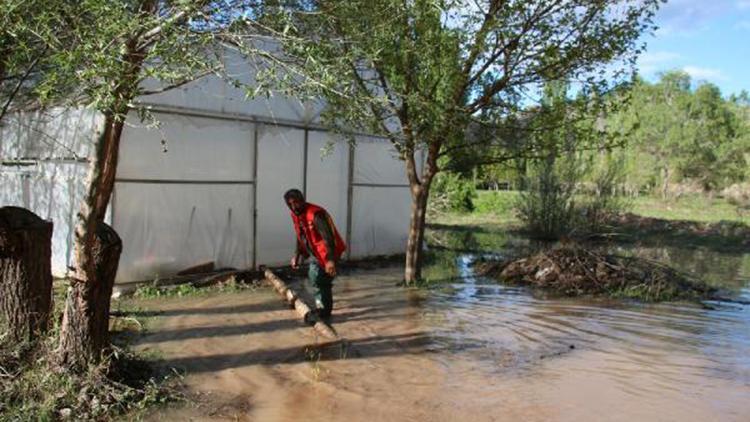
[{"x1": 283, "y1": 188, "x2": 305, "y2": 203}]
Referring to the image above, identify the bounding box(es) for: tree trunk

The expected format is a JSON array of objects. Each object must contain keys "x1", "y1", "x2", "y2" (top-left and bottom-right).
[
  {"x1": 661, "y1": 165, "x2": 670, "y2": 199},
  {"x1": 57, "y1": 222, "x2": 122, "y2": 369},
  {"x1": 0, "y1": 207, "x2": 53, "y2": 344},
  {"x1": 57, "y1": 113, "x2": 126, "y2": 370},
  {"x1": 56, "y1": 19, "x2": 149, "y2": 369},
  {"x1": 404, "y1": 180, "x2": 432, "y2": 284}
]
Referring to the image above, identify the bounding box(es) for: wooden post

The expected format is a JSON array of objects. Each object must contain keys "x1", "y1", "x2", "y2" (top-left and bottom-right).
[
  {"x1": 263, "y1": 268, "x2": 338, "y2": 340},
  {"x1": 0, "y1": 206, "x2": 53, "y2": 344}
]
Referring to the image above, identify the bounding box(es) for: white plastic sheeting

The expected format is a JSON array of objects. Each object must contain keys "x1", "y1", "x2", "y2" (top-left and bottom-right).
[
  {"x1": 0, "y1": 108, "x2": 99, "y2": 159},
  {"x1": 113, "y1": 111, "x2": 414, "y2": 280},
  {"x1": 353, "y1": 135, "x2": 409, "y2": 186},
  {"x1": 255, "y1": 124, "x2": 305, "y2": 266},
  {"x1": 349, "y1": 135, "x2": 412, "y2": 257},
  {"x1": 118, "y1": 112, "x2": 255, "y2": 182},
  {"x1": 114, "y1": 112, "x2": 255, "y2": 281},
  {"x1": 2, "y1": 103, "x2": 416, "y2": 282},
  {"x1": 113, "y1": 183, "x2": 253, "y2": 282},
  {"x1": 350, "y1": 186, "x2": 411, "y2": 258},
  {"x1": 305, "y1": 130, "x2": 349, "y2": 239},
  {"x1": 136, "y1": 47, "x2": 319, "y2": 125},
  {"x1": 0, "y1": 109, "x2": 100, "y2": 276}
]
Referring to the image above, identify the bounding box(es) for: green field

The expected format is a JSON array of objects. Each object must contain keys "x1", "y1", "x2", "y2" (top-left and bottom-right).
[{"x1": 433, "y1": 190, "x2": 750, "y2": 226}]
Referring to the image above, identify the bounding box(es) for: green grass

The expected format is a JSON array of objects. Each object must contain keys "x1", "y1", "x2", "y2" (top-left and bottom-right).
[
  {"x1": 431, "y1": 190, "x2": 521, "y2": 227},
  {"x1": 435, "y1": 190, "x2": 749, "y2": 226},
  {"x1": 631, "y1": 194, "x2": 750, "y2": 224},
  {"x1": 132, "y1": 278, "x2": 254, "y2": 299}
]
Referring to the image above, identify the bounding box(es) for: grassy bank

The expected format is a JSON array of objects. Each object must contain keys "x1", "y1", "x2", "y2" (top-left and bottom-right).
[{"x1": 631, "y1": 194, "x2": 750, "y2": 224}]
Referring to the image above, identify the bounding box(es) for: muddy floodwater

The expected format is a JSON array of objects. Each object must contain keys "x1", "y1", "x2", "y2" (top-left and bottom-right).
[{"x1": 132, "y1": 226, "x2": 750, "y2": 421}]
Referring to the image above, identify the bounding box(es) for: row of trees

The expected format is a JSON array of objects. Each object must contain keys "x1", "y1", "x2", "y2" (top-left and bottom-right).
[
  {"x1": 607, "y1": 73, "x2": 750, "y2": 196},
  {"x1": 474, "y1": 72, "x2": 750, "y2": 197}
]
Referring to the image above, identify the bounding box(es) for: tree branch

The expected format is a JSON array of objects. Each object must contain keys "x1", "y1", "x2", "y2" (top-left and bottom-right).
[{"x1": 0, "y1": 50, "x2": 44, "y2": 122}]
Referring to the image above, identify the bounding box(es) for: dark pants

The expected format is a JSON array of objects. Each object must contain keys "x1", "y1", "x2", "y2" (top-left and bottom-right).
[{"x1": 308, "y1": 261, "x2": 334, "y2": 318}]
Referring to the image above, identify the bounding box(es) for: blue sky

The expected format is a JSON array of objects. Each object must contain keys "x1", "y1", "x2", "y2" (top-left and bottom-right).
[{"x1": 636, "y1": 0, "x2": 750, "y2": 95}]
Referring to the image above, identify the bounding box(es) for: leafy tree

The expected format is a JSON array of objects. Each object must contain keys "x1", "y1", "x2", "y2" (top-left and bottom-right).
[
  {"x1": 265, "y1": 0, "x2": 661, "y2": 283},
  {"x1": 0, "y1": 0, "x2": 73, "y2": 122},
  {"x1": 605, "y1": 72, "x2": 749, "y2": 196}
]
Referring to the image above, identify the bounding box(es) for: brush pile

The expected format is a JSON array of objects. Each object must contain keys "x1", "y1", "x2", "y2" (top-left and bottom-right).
[{"x1": 476, "y1": 244, "x2": 716, "y2": 301}]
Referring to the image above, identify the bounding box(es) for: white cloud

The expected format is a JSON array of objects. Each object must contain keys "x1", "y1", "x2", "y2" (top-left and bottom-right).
[
  {"x1": 737, "y1": 1, "x2": 750, "y2": 10},
  {"x1": 735, "y1": 20, "x2": 750, "y2": 30},
  {"x1": 683, "y1": 66, "x2": 728, "y2": 81},
  {"x1": 654, "y1": 0, "x2": 735, "y2": 35},
  {"x1": 638, "y1": 51, "x2": 682, "y2": 74}
]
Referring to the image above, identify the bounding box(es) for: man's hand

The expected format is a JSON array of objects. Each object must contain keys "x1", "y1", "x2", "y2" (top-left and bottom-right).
[
  {"x1": 324, "y1": 260, "x2": 336, "y2": 277},
  {"x1": 291, "y1": 255, "x2": 300, "y2": 270}
]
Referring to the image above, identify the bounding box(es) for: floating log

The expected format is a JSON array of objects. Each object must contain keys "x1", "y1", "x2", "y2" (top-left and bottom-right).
[{"x1": 263, "y1": 268, "x2": 338, "y2": 340}]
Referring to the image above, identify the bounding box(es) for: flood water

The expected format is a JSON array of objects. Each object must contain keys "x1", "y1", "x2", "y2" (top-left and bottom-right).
[{"x1": 135, "y1": 225, "x2": 750, "y2": 421}]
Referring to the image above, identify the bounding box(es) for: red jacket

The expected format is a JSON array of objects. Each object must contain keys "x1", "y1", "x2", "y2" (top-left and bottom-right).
[{"x1": 291, "y1": 203, "x2": 346, "y2": 266}]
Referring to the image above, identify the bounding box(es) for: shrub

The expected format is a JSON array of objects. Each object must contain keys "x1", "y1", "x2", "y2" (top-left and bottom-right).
[
  {"x1": 430, "y1": 172, "x2": 476, "y2": 213},
  {"x1": 515, "y1": 155, "x2": 579, "y2": 239},
  {"x1": 515, "y1": 153, "x2": 630, "y2": 239},
  {"x1": 579, "y1": 158, "x2": 632, "y2": 231}
]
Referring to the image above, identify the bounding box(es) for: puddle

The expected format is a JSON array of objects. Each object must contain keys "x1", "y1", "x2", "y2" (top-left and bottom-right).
[{"x1": 132, "y1": 225, "x2": 750, "y2": 421}]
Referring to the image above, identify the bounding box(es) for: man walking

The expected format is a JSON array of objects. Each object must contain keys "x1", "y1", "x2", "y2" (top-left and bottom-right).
[{"x1": 284, "y1": 189, "x2": 346, "y2": 321}]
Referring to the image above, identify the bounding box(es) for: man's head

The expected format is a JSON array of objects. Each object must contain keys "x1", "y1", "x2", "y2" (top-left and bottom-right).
[{"x1": 283, "y1": 188, "x2": 306, "y2": 215}]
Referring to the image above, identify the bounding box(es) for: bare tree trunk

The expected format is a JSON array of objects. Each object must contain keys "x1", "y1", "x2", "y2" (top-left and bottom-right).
[
  {"x1": 56, "y1": 16, "x2": 149, "y2": 368},
  {"x1": 0, "y1": 207, "x2": 53, "y2": 344},
  {"x1": 403, "y1": 145, "x2": 437, "y2": 285},
  {"x1": 661, "y1": 165, "x2": 670, "y2": 199},
  {"x1": 404, "y1": 184, "x2": 430, "y2": 284}
]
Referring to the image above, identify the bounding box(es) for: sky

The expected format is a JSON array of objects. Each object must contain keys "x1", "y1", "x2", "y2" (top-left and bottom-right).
[{"x1": 636, "y1": 0, "x2": 750, "y2": 95}]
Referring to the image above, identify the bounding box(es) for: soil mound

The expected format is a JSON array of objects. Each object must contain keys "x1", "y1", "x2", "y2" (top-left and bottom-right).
[{"x1": 476, "y1": 244, "x2": 716, "y2": 301}]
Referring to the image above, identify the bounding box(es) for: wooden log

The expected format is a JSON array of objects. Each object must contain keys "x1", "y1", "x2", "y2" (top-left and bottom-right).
[
  {"x1": 0, "y1": 206, "x2": 53, "y2": 344},
  {"x1": 176, "y1": 261, "x2": 215, "y2": 276},
  {"x1": 263, "y1": 268, "x2": 338, "y2": 340}
]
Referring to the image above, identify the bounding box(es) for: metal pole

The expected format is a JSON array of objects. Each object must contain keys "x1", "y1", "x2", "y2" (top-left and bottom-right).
[
  {"x1": 345, "y1": 142, "x2": 355, "y2": 260},
  {"x1": 303, "y1": 128, "x2": 309, "y2": 197},
  {"x1": 252, "y1": 123, "x2": 259, "y2": 270}
]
